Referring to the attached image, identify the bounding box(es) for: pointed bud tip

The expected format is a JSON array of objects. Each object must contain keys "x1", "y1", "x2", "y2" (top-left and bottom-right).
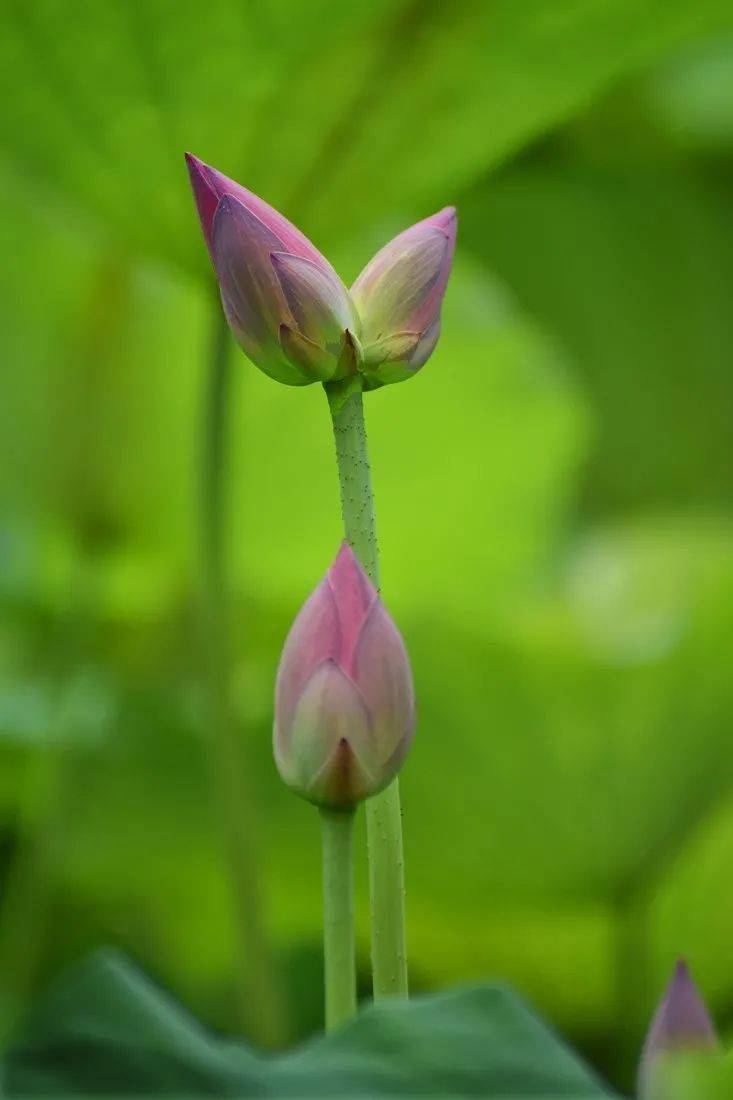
[
  {"x1": 639, "y1": 959, "x2": 718, "y2": 1092},
  {"x1": 428, "y1": 205, "x2": 457, "y2": 234},
  {"x1": 661, "y1": 960, "x2": 717, "y2": 1045},
  {"x1": 185, "y1": 151, "x2": 222, "y2": 255},
  {"x1": 330, "y1": 540, "x2": 372, "y2": 589},
  {"x1": 673, "y1": 958, "x2": 690, "y2": 981},
  {"x1": 184, "y1": 151, "x2": 209, "y2": 185}
]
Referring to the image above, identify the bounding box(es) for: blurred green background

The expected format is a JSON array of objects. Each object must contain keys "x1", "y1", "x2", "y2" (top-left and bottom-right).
[{"x1": 2, "y1": 0, "x2": 733, "y2": 1092}]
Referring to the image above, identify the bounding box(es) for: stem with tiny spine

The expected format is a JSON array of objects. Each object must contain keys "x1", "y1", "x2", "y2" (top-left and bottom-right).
[
  {"x1": 320, "y1": 808, "x2": 357, "y2": 1029},
  {"x1": 325, "y1": 380, "x2": 408, "y2": 1000}
]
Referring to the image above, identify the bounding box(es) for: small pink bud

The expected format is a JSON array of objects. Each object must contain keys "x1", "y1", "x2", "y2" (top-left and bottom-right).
[
  {"x1": 638, "y1": 960, "x2": 718, "y2": 1099},
  {"x1": 185, "y1": 153, "x2": 359, "y2": 387},
  {"x1": 350, "y1": 207, "x2": 456, "y2": 389},
  {"x1": 274, "y1": 543, "x2": 414, "y2": 810}
]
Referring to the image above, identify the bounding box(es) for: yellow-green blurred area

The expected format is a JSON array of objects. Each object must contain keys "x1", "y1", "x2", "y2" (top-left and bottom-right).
[{"x1": 2, "y1": 0, "x2": 733, "y2": 1092}]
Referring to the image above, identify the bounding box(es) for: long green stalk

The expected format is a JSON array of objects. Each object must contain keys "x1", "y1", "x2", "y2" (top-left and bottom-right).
[
  {"x1": 201, "y1": 298, "x2": 285, "y2": 1044},
  {"x1": 325, "y1": 381, "x2": 408, "y2": 999},
  {"x1": 320, "y1": 809, "x2": 357, "y2": 1029}
]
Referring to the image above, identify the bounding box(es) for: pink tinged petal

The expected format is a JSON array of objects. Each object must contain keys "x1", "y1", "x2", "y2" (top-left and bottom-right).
[
  {"x1": 352, "y1": 229, "x2": 447, "y2": 339},
  {"x1": 279, "y1": 324, "x2": 337, "y2": 382},
  {"x1": 274, "y1": 579, "x2": 341, "y2": 750},
  {"x1": 280, "y1": 660, "x2": 379, "y2": 809},
  {"x1": 212, "y1": 196, "x2": 308, "y2": 386},
  {"x1": 424, "y1": 206, "x2": 458, "y2": 234},
  {"x1": 312, "y1": 739, "x2": 366, "y2": 810},
  {"x1": 361, "y1": 323, "x2": 442, "y2": 390},
  {"x1": 638, "y1": 961, "x2": 718, "y2": 1099},
  {"x1": 326, "y1": 542, "x2": 378, "y2": 673},
  {"x1": 358, "y1": 327, "x2": 420, "y2": 389},
  {"x1": 363, "y1": 331, "x2": 421, "y2": 366},
  {"x1": 271, "y1": 252, "x2": 358, "y2": 354},
  {"x1": 185, "y1": 152, "x2": 334, "y2": 269},
  {"x1": 352, "y1": 600, "x2": 414, "y2": 772},
  {"x1": 351, "y1": 207, "x2": 457, "y2": 343},
  {"x1": 213, "y1": 195, "x2": 286, "y2": 333},
  {"x1": 185, "y1": 152, "x2": 220, "y2": 254},
  {"x1": 408, "y1": 318, "x2": 441, "y2": 371}
]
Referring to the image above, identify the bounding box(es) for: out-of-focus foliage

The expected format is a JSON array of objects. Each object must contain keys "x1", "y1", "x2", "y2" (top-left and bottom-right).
[
  {"x1": 2, "y1": 1, "x2": 733, "y2": 1095},
  {"x1": 2, "y1": 0, "x2": 732, "y2": 272},
  {"x1": 5, "y1": 949, "x2": 616, "y2": 1097}
]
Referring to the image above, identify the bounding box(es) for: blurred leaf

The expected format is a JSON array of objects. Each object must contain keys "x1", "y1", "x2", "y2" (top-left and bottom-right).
[
  {"x1": 0, "y1": 672, "x2": 114, "y2": 749},
  {"x1": 461, "y1": 157, "x2": 733, "y2": 514},
  {"x1": 1, "y1": 0, "x2": 733, "y2": 271},
  {"x1": 645, "y1": 33, "x2": 733, "y2": 154},
  {"x1": 5, "y1": 948, "x2": 616, "y2": 1097},
  {"x1": 304, "y1": 0, "x2": 733, "y2": 246}
]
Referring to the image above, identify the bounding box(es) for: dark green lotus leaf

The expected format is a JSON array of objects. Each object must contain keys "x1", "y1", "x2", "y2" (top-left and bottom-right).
[{"x1": 4, "y1": 949, "x2": 618, "y2": 1098}]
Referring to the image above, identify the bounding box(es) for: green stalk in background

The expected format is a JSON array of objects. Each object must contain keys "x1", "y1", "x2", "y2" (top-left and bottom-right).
[
  {"x1": 320, "y1": 809, "x2": 357, "y2": 1029},
  {"x1": 325, "y1": 381, "x2": 408, "y2": 1000},
  {"x1": 200, "y1": 297, "x2": 285, "y2": 1045},
  {"x1": 0, "y1": 257, "x2": 129, "y2": 1039}
]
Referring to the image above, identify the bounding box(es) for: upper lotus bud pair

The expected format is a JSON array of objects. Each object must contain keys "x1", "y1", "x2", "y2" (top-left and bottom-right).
[
  {"x1": 186, "y1": 153, "x2": 456, "y2": 390},
  {"x1": 638, "y1": 961, "x2": 719, "y2": 1099},
  {"x1": 273, "y1": 543, "x2": 414, "y2": 810}
]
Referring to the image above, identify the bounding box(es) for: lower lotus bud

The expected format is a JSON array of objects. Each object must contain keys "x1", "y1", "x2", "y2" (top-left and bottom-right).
[
  {"x1": 638, "y1": 961, "x2": 718, "y2": 1099},
  {"x1": 273, "y1": 543, "x2": 414, "y2": 810}
]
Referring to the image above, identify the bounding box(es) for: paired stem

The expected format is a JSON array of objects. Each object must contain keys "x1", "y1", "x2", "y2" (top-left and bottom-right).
[
  {"x1": 320, "y1": 809, "x2": 357, "y2": 1030},
  {"x1": 326, "y1": 382, "x2": 409, "y2": 1000},
  {"x1": 201, "y1": 298, "x2": 285, "y2": 1045}
]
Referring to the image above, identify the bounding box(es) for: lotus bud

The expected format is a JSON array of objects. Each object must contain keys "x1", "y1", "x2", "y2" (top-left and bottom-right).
[
  {"x1": 273, "y1": 542, "x2": 414, "y2": 810},
  {"x1": 350, "y1": 207, "x2": 457, "y2": 389},
  {"x1": 185, "y1": 153, "x2": 456, "y2": 393},
  {"x1": 638, "y1": 961, "x2": 718, "y2": 1099},
  {"x1": 185, "y1": 153, "x2": 360, "y2": 387}
]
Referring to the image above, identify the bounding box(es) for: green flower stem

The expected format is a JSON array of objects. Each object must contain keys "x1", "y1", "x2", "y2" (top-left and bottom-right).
[
  {"x1": 325, "y1": 381, "x2": 409, "y2": 1000},
  {"x1": 320, "y1": 808, "x2": 357, "y2": 1029},
  {"x1": 201, "y1": 296, "x2": 285, "y2": 1045}
]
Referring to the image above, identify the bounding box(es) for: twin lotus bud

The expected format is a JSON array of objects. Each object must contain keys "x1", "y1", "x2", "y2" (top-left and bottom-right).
[
  {"x1": 273, "y1": 543, "x2": 414, "y2": 810},
  {"x1": 186, "y1": 153, "x2": 456, "y2": 390},
  {"x1": 638, "y1": 960, "x2": 719, "y2": 1099}
]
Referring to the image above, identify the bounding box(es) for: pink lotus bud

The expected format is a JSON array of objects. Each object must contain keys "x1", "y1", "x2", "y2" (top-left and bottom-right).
[
  {"x1": 185, "y1": 153, "x2": 359, "y2": 387},
  {"x1": 186, "y1": 154, "x2": 456, "y2": 392},
  {"x1": 273, "y1": 543, "x2": 414, "y2": 810},
  {"x1": 350, "y1": 207, "x2": 457, "y2": 389},
  {"x1": 638, "y1": 961, "x2": 718, "y2": 1099}
]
